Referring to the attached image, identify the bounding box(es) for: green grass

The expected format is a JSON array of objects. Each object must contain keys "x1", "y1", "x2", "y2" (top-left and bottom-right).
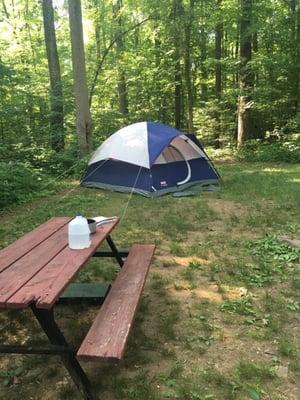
[
  {"x1": 278, "y1": 337, "x2": 298, "y2": 358},
  {"x1": 0, "y1": 162, "x2": 299, "y2": 400},
  {"x1": 236, "y1": 361, "x2": 275, "y2": 381}
]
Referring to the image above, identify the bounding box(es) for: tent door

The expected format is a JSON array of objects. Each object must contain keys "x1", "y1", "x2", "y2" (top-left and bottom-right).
[
  {"x1": 168, "y1": 145, "x2": 191, "y2": 186},
  {"x1": 151, "y1": 144, "x2": 191, "y2": 191}
]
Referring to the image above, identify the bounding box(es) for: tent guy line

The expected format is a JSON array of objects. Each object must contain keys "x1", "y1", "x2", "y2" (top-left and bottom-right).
[{"x1": 119, "y1": 166, "x2": 142, "y2": 225}]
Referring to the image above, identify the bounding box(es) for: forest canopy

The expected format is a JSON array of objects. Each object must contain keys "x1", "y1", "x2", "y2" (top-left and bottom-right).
[{"x1": 0, "y1": 0, "x2": 299, "y2": 207}]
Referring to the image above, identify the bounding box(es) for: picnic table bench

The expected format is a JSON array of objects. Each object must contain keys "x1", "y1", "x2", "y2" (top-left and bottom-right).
[{"x1": 0, "y1": 217, "x2": 155, "y2": 400}]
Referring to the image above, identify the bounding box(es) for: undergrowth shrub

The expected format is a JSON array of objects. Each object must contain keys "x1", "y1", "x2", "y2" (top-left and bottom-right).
[
  {"x1": 0, "y1": 144, "x2": 88, "y2": 178},
  {"x1": 0, "y1": 162, "x2": 52, "y2": 209},
  {"x1": 0, "y1": 143, "x2": 90, "y2": 209},
  {"x1": 236, "y1": 139, "x2": 300, "y2": 163}
]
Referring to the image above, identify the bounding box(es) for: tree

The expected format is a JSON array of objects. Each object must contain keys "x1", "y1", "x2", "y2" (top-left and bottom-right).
[
  {"x1": 237, "y1": 0, "x2": 253, "y2": 147},
  {"x1": 68, "y1": 0, "x2": 93, "y2": 154},
  {"x1": 42, "y1": 0, "x2": 64, "y2": 152},
  {"x1": 214, "y1": 0, "x2": 223, "y2": 147},
  {"x1": 184, "y1": 0, "x2": 195, "y2": 133},
  {"x1": 289, "y1": 0, "x2": 300, "y2": 114},
  {"x1": 199, "y1": 0, "x2": 208, "y2": 101},
  {"x1": 113, "y1": 0, "x2": 129, "y2": 121},
  {"x1": 173, "y1": 0, "x2": 183, "y2": 130},
  {"x1": 1, "y1": 0, "x2": 300, "y2": 154}
]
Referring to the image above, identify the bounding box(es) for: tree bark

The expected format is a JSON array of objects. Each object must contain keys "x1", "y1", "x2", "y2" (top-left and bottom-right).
[
  {"x1": 237, "y1": 0, "x2": 253, "y2": 147},
  {"x1": 296, "y1": 1, "x2": 300, "y2": 113},
  {"x1": 42, "y1": 0, "x2": 64, "y2": 151},
  {"x1": 68, "y1": 0, "x2": 93, "y2": 154},
  {"x1": 237, "y1": 96, "x2": 253, "y2": 146},
  {"x1": 173, "y1": 0, "x2": 183, "y2": 130},
  {"x1": 200, "y1": 0, "x2": 207, "y2": 100},
  {"x1": 214, "y1": 0, "x2": 222, "y2": 148},
  {"x1": 184, "y1": 0, "x2": 194, "y2": 133},
  {"x1": 290, "y1": 0, "x2": 300, "y2": 113},
  {"x1": 94, "y1": 4, "x2": 101, "y2": 61},
  {"x1": 113, "y1": 0, "x2": 129, "y2": 121}
]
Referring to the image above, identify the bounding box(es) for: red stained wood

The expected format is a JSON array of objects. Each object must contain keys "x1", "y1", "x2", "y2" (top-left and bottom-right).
[
  {"x1": 7, "y1": 220, "x2": 119, "y2": 309},
  {"x1": 77, "y1": 244, "x2": 155, "y2": 362},
  {"x1": 0, "y1": 217, "x2": 71, "y2": 273},
  {"x1": 0, "y1": 225, "x2": 69, "y2": 307}
]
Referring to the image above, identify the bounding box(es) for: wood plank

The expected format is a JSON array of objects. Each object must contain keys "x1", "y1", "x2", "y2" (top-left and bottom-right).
[
  {"x1": 0, "y1": 225, "x2": 69, "y2": 307},
  {"x1": 77, "y1": 244, "x2": 155, "y2": 362},
  {"x1": 0, "y1": 217, "x2": 71, "y2": 273},
  {"x1": 6, "y1": 220, "x2": 119, "y2": 309}
]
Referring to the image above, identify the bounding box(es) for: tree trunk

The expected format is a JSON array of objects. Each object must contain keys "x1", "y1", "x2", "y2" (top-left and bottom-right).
[
  {"x1": 237, "y1": 96, "x2": 253, "y2": 146},
  {"x1": 290, "y1": 0, "x2": 300, "y2": 113},
  {"x1": 113, "y1": 0, "x2": 129, "y2": 121},
  {"x1": 215, "y1": 0, "x2": 222, "y2": 148},
  {"x1": 94, "y1": 6, "x2": 101, "y2": 61},
  {"x1": 174, "y1": 46, "x2": 182, "y2": 130},
  {"x1": 68, "y1": 0, "x2": 93, "y2": 154},
  {"x1": 173, "y1": 0, "x2": 183, "y2": 130},
  {"x1": 184, "y1": 0, "x2": 194, "y2": 133},
  {"x1": 42, "y1": 0, "x2": 64, "y2": 152},
  {"x1": 234, "y1": 28, "x2": 239, "y2": 88},
  {"x1": 200, "y1": 0, "x2": 207, "y2": 100},
  {"x1": 296, "y1": 1, "x2": 300, "y2": 113},
  {"x1": 237, "y1": 0, "x2": 253, "y2": 147}
]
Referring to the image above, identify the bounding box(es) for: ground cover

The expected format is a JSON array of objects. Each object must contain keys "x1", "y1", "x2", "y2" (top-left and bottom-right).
[{"x1": 0, "y1": 162, "x2": 299, "y2": 400}]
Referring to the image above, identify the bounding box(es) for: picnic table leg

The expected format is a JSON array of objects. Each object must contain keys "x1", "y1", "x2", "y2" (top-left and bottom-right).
[
  {"x1": 106, "y1": 235, "x2": 124, "y2": 267},
  {"x1": 30, "y1": 304, "x2": 98, "y2": 400}
]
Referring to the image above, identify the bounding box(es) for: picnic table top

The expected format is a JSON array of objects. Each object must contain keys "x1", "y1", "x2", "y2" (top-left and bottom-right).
[{"x1": 0, "y1": 217, "x2": 119, "y2": 310}]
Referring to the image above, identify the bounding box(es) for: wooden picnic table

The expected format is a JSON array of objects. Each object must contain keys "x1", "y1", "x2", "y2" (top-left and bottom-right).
[{"x1": 0, "y1": 217, "x2": 155, "y2": 400}]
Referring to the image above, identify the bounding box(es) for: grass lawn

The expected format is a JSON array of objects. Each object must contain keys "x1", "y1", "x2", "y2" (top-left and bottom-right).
[{"x1": 0, "y1": 162, "x2": 299, "y2": 400}]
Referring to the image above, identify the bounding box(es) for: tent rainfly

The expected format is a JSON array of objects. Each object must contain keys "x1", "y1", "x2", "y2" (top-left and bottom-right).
[{"x1": 81, "y1": 122, "x2": 220, "y2": 197}]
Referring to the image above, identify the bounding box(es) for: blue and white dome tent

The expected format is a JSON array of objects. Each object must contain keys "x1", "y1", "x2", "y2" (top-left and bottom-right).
[{"x1": 81, "y1": 122, "x2": 220, "y2": 197}]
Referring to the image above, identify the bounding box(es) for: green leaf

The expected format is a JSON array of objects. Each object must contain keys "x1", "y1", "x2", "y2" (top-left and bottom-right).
[
  {"x1": 247, "y1": 388, "x2": 260, "y2": 400},
  {"x1": 3, "y1": 378, "x2": 10, "y2": 386},
  {"x1": 14, "y1": 366, "x2": 24, "y2": 377}
]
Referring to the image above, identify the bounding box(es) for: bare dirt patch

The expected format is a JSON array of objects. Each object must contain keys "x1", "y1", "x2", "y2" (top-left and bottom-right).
[
  {"x1": 169, "y1": 281, "x2": 248, "y2": 303},
  {"x1": 157, "y1": 255, "x2": 210, "y2": 267},
  {"x1": 207, "y1": 198, "x2": 249, "y2": 219}
]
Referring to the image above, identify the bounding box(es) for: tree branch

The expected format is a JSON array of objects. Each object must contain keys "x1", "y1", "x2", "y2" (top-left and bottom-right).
[
  {"x1": 1, "y1": 0, "x2": 10, "y2": 19},
  {"x1": 89, "y1": 16, "x2": 154, "y2": 107}
]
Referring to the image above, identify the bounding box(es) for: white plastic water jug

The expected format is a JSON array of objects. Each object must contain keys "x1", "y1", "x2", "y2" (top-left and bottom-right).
[{"x1": 68, "y1": 215, "x2": 91, "y2": 249}]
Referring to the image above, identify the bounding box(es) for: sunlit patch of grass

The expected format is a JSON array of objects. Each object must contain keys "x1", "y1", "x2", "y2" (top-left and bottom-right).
[
  {"x1": 180, "y1": 266, "x2": 196, "y2": 285},
  {"x1": 245, "y1": 326, "x2": 272, "y2": 341},
  {"x1": 220, "y1": 298, "x2": 256, "y2": 316},
  {"x1": 181, "y1": 300, "x2": 215, "y2": 354},
  {"x1": 189, "y1": 241, "x2": 211, "y2": 260},
  {"x1": 150, "y1": 273, "x2": 169, "y2": 294},
  {"x1": 170, "y1": 242, "x2": 187, "y2": 256},
  {"x1": 262, "y1": 293, "x2": 287, "y2": 334},
  {"x1": 278, "y1": 337, "x2": 298, "y2": 358},
  {"x1": 264, "y1": 293, "x2": 286, "y2": 314},
  {"x1": 290, "y1": 359, "x2": 300, "y2": 376},
  {"x1": 291, "y1": 274, "x2": 300, "y2": 291},
  {"x1": 157, "y1": 258, "x2": 177, "y2": 268},
  {"x1": 236, "y1": 360, "x2": 275, "y2": 382}
]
